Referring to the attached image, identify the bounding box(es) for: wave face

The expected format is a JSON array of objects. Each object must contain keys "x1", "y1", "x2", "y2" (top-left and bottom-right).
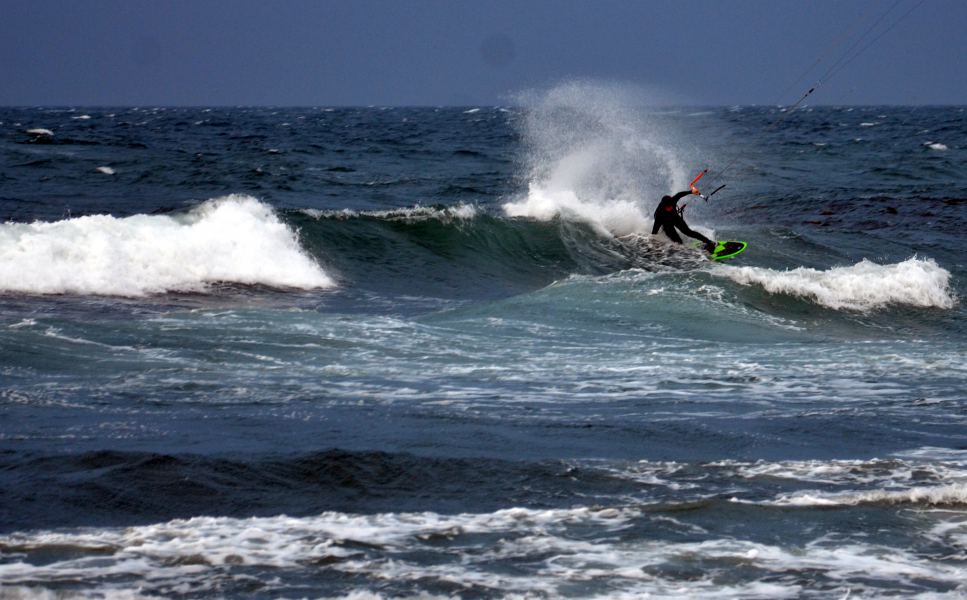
[
  {"x1": 0, "y1": 195, "x2": 333, "y2": 296},
  {"x1": 1, "y1": 101, "x2": 966, "y2": 598}
]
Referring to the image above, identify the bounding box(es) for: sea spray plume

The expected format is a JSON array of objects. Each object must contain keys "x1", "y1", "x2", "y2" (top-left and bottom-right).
[
  {"x1": 503, "y1": 82, "x2": 690, "y2": 237},
  {"x1": 0, "y1": 194, "x2": 334, "y2": 296}
]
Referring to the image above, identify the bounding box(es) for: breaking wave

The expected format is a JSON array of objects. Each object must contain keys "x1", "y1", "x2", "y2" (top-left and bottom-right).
[
  {"x1": 0, "y1": 195, "x2": 334, "y2": 296},
  {"x1": 716, "y1": 257, "x2": 955, "y2": 310}
]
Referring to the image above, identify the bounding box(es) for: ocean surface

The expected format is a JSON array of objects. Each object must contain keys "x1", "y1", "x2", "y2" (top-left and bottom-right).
[{"x1": 1, "y1": 84, "x2": 965, "y2": 598}]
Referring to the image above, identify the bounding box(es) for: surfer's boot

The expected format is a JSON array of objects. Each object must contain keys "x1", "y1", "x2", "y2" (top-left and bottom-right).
[{"x1": 704, "y1": 241, "x2": 717, "y2": 253}]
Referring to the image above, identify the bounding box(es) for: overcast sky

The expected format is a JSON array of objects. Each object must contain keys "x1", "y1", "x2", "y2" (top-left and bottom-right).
[{"x1": 1, "y1": 0, "x2": 962, "y2": 106}]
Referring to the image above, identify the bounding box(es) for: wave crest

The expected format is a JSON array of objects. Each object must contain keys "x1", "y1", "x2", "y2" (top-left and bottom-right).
[
  {"x1": 716, "y1": 257, "x2": 955, "y2": 310},
  {"x1": 302, "y1": 203, "x2": 478, "y2": 223},
  {"x1": 0, "y1": 194, "x2": 334, "y2": 296}
]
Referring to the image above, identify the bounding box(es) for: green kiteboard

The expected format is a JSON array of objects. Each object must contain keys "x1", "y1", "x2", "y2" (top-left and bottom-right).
[{"x1": 694, "y1": 240, "x2": 748, "y2": 261}]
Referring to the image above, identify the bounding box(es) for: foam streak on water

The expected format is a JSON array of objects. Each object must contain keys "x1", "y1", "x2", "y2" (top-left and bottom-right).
[{"x1": 2, "y1": 456, "x2": 966, "y2": 599}]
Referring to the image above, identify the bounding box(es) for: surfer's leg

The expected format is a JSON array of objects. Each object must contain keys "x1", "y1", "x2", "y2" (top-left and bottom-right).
[
  {"x1": 675, "y1": 221, "x2": 715, "y2": 250},
  {"x1": 661, "y1": 223, "x2": 684, "y2": 244}
]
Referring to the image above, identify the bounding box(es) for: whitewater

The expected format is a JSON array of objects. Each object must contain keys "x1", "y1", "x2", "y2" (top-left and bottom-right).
[
  {"x1": 0, "y1": 194, "x2": 333, "y2": 296},
  {"x1": 0, "y1": 91, "x2": 965, "y2": 598}
]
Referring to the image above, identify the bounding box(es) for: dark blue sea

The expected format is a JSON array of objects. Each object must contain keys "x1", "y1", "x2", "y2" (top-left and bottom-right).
[{"x1": 1, "y1": 83, "x2": 965, "y2": 598}]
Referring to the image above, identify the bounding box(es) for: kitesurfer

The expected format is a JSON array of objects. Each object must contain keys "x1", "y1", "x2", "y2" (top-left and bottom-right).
[{"x1": 652, "y1": 187, "x2": 716, "y2": 252}]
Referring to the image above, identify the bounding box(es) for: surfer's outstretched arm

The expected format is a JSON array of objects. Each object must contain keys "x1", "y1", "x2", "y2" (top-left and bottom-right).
[{"x1": 671, "y1": 190, "x2": 692, "y2": 202}]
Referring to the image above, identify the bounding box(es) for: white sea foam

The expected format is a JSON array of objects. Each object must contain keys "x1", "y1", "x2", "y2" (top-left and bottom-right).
[
  {"x1": 926, "y1": 515, "x2": 967, "y2": 551},
  {"x1": 2, "y1": 506, "x2": 964, "y2": 599},
  {"x1": 716, "y1": 257, "x2": 955, "y2": 310},
  {"x1": 0, "y1": 507, "x2": 636, "y2": 596},
  {"x1": 25, "y1": 128, "x2": 53, "y2": 136},
  {"x1": 705, "y1": 450, "x2": 967, "y2": 509},
  {"x1": 769, "y1": 483, "x2": 967, "y2": 507},
  {"x1": 0, "y1": 194, "x2": 334, "y2": 296},
  {"x1": 0, "y1": 588, "x2": 153, "y2": 600},
  {"x1": 721, "y1": 457, "x2": 967, "y2": 487},
  {"x1": 925, "y1": 141, "x2": 948, "y2": 151},
  {"x1": 501, "y1": 82, "x2": 693, "y2": 237},
  {"x1": 95, "y1": 166, "x2": 115, "y2": 175},
  {"x1": 304, "y1": 203, "x2": 478, "y2": 222},
  {"x1": 895, "y1": 447, "x2": 967, "y2": 462},
  {"x1": 602, "y1": 453, "x2": 967, "y2": 508}
]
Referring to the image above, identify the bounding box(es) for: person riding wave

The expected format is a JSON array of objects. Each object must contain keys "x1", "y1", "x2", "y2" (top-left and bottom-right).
[{"x1": 652, "y1": 186, "x2": 716, "y2": 253}]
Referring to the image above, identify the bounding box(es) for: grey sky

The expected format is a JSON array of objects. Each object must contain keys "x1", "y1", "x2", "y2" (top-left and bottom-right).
[{"x1": 1, "y1": 0, "x2": 962, "y2": 106}]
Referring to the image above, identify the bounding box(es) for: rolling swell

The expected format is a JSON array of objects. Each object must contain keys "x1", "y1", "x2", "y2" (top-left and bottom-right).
[
  {"x1": 0, "y1": 449, "x2": 632, "y2": 533},
  {"x1": 8, "y1": 447, "x2": 963, "y2": 535}
]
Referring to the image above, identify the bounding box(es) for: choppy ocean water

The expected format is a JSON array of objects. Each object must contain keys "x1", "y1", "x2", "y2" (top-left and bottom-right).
[{"x1": 1, "y1": 85, "x2": 965, "y2": 598}]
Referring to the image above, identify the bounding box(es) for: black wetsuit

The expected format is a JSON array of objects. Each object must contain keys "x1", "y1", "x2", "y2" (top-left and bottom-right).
[{"x1": 652, "y1": 190, "x2": 715, "y2": 250}]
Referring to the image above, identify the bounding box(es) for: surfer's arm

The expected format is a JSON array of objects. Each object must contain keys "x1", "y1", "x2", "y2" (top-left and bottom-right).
[{"x1": 671, "y1": 190, "x2": 692, "y2": 202}]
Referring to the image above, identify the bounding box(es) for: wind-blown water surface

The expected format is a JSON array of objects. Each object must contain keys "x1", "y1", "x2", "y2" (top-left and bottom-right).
[{"x1": 1, "y1": 85, "x2": 965, "y2": 598}]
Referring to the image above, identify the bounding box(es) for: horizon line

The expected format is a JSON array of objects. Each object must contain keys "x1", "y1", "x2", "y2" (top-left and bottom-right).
[{"x1": 2, "y1": 103, "x2": 965, "y2": 110}]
